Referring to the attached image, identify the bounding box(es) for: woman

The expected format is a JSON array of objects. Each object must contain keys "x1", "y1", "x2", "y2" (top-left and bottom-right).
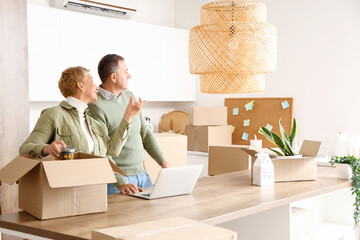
[{"x1": 19, "y1": 66, "x2": 145, "y2": 159}]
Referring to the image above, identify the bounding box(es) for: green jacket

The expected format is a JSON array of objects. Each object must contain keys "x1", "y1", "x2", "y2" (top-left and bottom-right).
[{"x1": 20, "y1": 101, "x2": 130, "y2": 158}]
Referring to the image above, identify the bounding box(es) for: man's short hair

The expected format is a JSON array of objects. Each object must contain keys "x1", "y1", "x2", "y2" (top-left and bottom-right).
[
  {"x1": 98, "y1": 54, "x2": 125, "y2": 83},
  {"x1": 58, "y1": 66, "x2": 89, "y2": 98}
]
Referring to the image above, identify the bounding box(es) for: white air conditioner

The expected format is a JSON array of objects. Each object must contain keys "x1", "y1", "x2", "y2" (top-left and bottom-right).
[{"x1": 51, "y1": 0, "x2": 137, "y2": 19}]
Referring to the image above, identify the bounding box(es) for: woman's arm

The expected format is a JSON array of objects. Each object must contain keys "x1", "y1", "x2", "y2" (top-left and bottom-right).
[{"x1": 19, "y1": 109, "x2": 59, "y2": 158}]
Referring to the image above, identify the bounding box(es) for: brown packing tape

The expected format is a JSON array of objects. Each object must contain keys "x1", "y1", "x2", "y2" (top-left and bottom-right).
[
  {"x1": 194, "y1": 126, "x2": 198, "y2": 151},
  {"x1": 108, "y1": 159, "x2": 128, "y2": 177}
]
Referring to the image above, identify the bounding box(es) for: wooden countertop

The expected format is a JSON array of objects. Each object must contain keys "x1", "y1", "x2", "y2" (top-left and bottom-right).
[{"x1": 0, "y1": 166, "x2": 351, "y2": 240}]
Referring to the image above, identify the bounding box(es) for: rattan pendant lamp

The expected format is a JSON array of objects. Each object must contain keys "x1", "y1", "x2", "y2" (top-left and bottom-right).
[{"x1": 189, "y1": 0, "x2": 277, "y2": 93}]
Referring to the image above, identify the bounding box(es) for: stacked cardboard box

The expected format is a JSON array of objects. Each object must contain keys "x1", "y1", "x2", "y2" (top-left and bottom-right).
[
  {"x1": 0, "y1": 153, "x2": 125, "y2": 219},
  {"x1": 92, "y1": 217, "x2": 237, "y2": 240},
  {"x1": 144, "y1": 133, "x2": 187, "y2": 182},
  {"x1": 185, "y1": 106, "x2": 232, "y2": 152}
]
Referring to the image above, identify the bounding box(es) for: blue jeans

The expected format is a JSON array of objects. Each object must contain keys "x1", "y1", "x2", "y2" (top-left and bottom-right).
[{"x1": 107, "y1": 171, "x2": 153, "y2": 195}]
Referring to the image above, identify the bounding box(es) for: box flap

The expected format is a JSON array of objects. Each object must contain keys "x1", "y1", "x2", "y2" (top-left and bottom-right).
[
  {"x1": 75, "y1": 152, "x2": 128, "y2": 177},
  {"x1": 299, "y1": 140, "x2": 321, "y2": 157},
  {"x1": 0, "y1": 156, "x2": 40, "y2": 185},
  {"x1": 42, "y1": 158, "x2": 116, "y2": 188},
  {"x1": 239, "y1": 147, "x2": 260, "y2": 157},
  {"x1": 108, "y1": 159, "x2": 128, "y2": 177},
  {"x1": 239, "y1": 147, "x2": 278, "y2": 158}
]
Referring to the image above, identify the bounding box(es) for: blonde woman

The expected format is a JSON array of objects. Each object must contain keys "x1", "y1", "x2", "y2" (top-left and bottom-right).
[{"x1": 20, "y1": 66, "x2": 145, "y2": 166}]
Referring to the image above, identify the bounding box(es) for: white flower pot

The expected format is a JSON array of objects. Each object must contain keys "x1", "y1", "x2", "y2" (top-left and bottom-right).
[{"x1": 335, "y1": 163, "x2": 352, "y2": 179}]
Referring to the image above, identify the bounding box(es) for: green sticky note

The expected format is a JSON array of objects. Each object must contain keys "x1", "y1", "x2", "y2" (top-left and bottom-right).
[
  {"x1": 245, "y1": 100, "x2": 254, "y2": 111},
  {"x1": 242, "y1": 132, "x2": 249, "y2": 141},
  {"x1": 281, "y1": 100, "x2": 289, "y2": 109},
  {"x1": 266, "y1": 124, "x2": 273, "y2": 131},
  {"x1": 243, "y1": 119, "x2": 250, "y2": 127},
  {"x1": 233, "y1": 108, "x2": 239, "y2": 115}
]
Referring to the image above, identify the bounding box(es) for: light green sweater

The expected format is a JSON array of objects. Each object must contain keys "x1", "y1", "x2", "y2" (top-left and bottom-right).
[{"x1": 88, "y1": 90, "x2": 166, "y2": 188}]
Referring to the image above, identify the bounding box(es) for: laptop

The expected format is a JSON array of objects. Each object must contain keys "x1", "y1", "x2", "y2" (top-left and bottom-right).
[{"x1": 130, "y1": 165, "x2": 203, "y2": 200}]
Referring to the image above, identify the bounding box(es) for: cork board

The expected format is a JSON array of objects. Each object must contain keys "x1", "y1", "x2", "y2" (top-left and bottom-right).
[{"x1": 224, "y1": 98, "x2": 293, "y2": 148}]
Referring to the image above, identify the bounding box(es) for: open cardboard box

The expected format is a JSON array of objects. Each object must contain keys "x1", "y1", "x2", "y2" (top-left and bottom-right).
[
  {"x1": 240, "y1": 140, "x2": 321, "y2": 182},
  {"x1": 92, "y1": 217, "x2": 237, "y2": 240},
  {"x1": 208, "y1": 145, "x2": 251, "y2": 176},
  {"x1": 0, "y1": 152, "x2": 127, "y2": 219}
]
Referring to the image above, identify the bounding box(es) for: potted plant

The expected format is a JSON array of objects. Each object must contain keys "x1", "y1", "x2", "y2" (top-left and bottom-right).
[
  {"x1": 330, "y1": 155, "x2": 353, "y2": 179},
  {"x1": 330, "y1": 155, "x2": 360, "y2": 229},
  {"x1": 258, "y1": 118, "x2": 297, "y2": 156}
]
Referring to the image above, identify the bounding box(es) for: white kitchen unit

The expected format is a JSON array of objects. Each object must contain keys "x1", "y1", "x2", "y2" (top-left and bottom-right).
[
  {"x1": 187, "y1": 151, "x2": 209, "y2": 178},
  {"x1": 27, "y1": 4, "x2": 195, "y2": 101}
]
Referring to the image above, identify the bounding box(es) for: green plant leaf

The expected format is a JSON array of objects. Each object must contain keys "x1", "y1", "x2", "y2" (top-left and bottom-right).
[
  {"x1": 271, "y1": 132, "x2": 287, "y2": 155},
  {"x1": 331, "y1": 155, "x2": 360, "y2": 227},
  {"x1": 258, "y1": 127, "x2": 275, "y2": 145},
  {"x1": 268, "y1": 148, "x2": 284, "y2": 156},
  {"x1": 282, "y1": 140, "x2": 294, "y2": 156},
  {"x1": 279, "y1": 119, "x2": 294, "y2": 156},
  {"x1": 289, "y1": 118, "x2": 297, "y2": 146}
]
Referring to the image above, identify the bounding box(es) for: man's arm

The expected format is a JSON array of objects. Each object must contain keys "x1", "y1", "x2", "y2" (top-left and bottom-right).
[
  {"x1": 89, "y1": 98, "x2": 145, "y2": 194},
  {"x1": 139, "y1": 112, "x2": 168, "y2": 167},
  {"x1": 114, "y1": 172, "x2": 143, "y2": 194}
]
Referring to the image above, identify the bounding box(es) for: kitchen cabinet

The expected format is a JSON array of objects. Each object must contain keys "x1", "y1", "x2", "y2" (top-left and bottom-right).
[{"x1": 27, "y1": 4, "x2": 196, "y2": 101}]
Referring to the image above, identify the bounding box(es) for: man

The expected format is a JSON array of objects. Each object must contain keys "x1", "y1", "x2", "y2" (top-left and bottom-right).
[{"x1": 88, "y1": 54, "x2": 168, "y2": 195}]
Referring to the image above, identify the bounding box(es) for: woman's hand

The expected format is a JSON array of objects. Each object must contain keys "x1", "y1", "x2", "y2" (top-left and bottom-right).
[
  {"x1": 123, "y1": 96, "x2": 147, "y2": 123},
  {"x1": 42, "y1": 140, "x2": 67, "y2": 157}
]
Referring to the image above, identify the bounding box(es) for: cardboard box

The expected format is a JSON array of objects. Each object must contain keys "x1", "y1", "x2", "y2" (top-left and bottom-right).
[
  {"x1": 91, "y1": 217, "x2": 237, "y2": 240},
  {"x1": 209, "y1": 145, "x2": 251, "y2": 176},
  {"x1": 185, "y1": 125, "x2": 232, "y2": 152},
  {"x1": 0, "y1": 153, "x2": 125, "y2": 220},
  {"x1": 190, "y1": 106, "x2": 228, "y2": 126},
  {"x1": 241, "y1": 140, "x2": 321, "y2": 182},
  {"x1": 144, "y1": 133, "x2": 187, "y2": 182}
]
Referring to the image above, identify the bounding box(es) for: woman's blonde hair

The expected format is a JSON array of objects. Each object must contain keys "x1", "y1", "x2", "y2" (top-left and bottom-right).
[{"x1": 58, "y1": 66, "x2": 89, "y2": 98}]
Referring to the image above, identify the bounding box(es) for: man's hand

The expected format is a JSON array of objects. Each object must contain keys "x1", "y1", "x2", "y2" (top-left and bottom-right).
[
  {"x1": 161, "y1": 162, "x2": 168, "y2": 168},
  {"x1": 42, "y1": 140, "x2": 67, "y2": 157},
  {"x1": 123, "y1": 96, "x2": 147, "y2": 123},
  {"x1": 119, "y1": 183, "x2": 143, "y2": 195}
]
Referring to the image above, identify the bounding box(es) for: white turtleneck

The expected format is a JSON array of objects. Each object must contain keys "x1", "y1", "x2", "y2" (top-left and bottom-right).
[{"x1": 66, "y1": 97, "x2": 94, "y2": 154}]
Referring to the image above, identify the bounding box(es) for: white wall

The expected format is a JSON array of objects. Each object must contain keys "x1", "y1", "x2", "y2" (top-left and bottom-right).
[
  {"x1": 174, "y1": 0, "x2": 360, "y2": 155},
  {"x1": 28, "y1": 0, "x2": 178, "y2": 133},
  {"x1": 28, "y1": 0, "x2": 360, "y2": 155}
]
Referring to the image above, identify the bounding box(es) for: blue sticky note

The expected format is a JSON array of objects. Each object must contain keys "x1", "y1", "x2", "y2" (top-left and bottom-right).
[
  {"x1": 242, "y1": 132, "x2": 249, "y2": 141},
  {"x1": 266, "y1": 124, "x2": 273, "y2": 131},
  {"x1": 281, "y1": 100, "x2": 289, "y2": 109},
  {"x1": 243, "y1": 119, "x2": 250, "y2": 127},
  {"x1": 245, "y1": 100, "x2": 254, "y2": 111},
  {"x1": 233, "y1": 108, "x2": 239, "y2": 116}
]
